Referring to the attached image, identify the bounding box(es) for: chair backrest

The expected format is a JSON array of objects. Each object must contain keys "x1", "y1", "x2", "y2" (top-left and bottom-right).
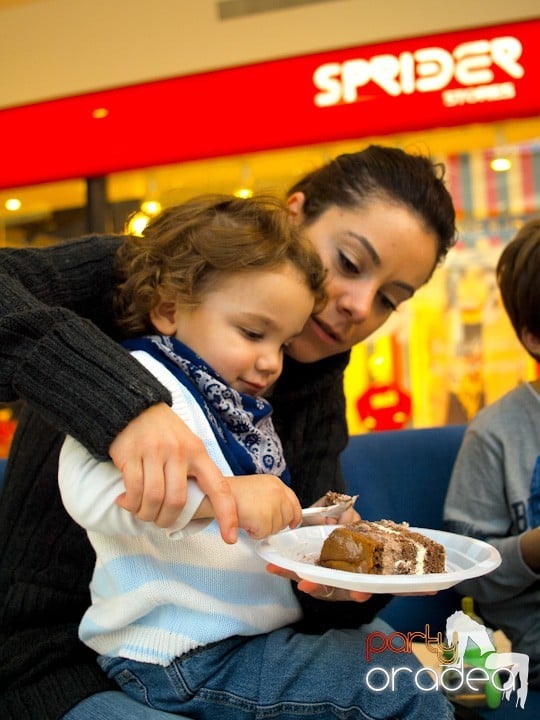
[{"x1": 341, "y1": 424, "x2": 467, "y2": 633}]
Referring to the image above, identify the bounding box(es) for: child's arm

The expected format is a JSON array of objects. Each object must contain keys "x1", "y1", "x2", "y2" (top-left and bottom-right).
[
  {"x1": 59, "y1": 437, "x2": 300, "y2": 539},
  {"x1": 444, "y1": 424, "x2": 540, "y2": 603},
  {"x1": 58, "y1": 432, "x2": 207, "y2": 536}
]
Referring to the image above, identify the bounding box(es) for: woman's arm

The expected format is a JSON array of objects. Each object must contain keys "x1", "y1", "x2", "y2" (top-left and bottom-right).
[
  {"x1": 0, "y1": 236, "x2": 168, "y2": 454},
  {"x1": 0, "y1": 237, "x2": 238, "y2": 540}
]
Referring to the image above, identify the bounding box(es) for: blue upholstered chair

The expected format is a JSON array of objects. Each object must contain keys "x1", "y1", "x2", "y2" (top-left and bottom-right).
[{"x1": 341, "y1": 424, "x2": 467, "y2": 634}]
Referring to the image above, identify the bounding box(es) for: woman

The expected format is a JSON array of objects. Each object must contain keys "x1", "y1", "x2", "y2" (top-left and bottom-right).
[{"x1": 0, "y1": 145, "x2": 456, "y2": 720}]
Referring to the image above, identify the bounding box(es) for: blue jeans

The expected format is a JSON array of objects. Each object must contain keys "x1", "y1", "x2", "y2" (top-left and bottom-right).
[
  {"x1": 98, "y1": 620, "x2": 455, "y2": 719},
  {"x1": 62, "y1": 690, "x2": 186, "y2": 720}
]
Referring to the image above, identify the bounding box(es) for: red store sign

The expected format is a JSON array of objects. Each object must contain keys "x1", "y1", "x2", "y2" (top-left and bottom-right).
[{"x1": 0, "y1": 18, "x2": 538, "y2": 189}]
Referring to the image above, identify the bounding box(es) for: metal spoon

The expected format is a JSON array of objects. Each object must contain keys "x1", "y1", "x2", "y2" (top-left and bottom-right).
[{"x1": 301, "y1": 495, "x2": 358, "y2": 522}]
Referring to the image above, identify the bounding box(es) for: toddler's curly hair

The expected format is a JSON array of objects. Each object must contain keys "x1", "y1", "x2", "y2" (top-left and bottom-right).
[{"x1": 114, "y1": 193, "x2": 327, "y2": 337}]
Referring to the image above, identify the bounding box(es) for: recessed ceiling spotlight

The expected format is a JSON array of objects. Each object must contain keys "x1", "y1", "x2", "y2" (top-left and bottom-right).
[
  {"x1": 92, "y1": 107, "x2": 109, "y2": 119},
  {"x1": 5, "y1": 198, "x2": 22, "y2": 211}
]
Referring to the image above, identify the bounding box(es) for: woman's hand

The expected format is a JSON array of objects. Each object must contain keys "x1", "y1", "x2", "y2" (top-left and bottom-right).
[
  {"x1": 109, "y1": 403, "x2": 238, "y2": 542},
  {"x1": 266, "y1": 563, "x2": 372, "y2": 602},
  {"x1": 229, "y1": 474, "x2": 302, "y2": 539}
]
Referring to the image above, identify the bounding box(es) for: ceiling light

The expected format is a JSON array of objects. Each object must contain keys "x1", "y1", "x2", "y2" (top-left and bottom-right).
[
  {"x1": 141, "y1": 200, "x2": 162, "y2": 216},
  {"x1": 234, "y1": 188, "x2": 253, "y2": 199},
  {"x1": 490, "y1": 157, "x2": 512, "y2": 172},
  {"x1": 5, "y1": 198, "x2": 21, "y2": 211},
  {"x1": 126, "y1": 211, "x2": 150, "y2": 236}
]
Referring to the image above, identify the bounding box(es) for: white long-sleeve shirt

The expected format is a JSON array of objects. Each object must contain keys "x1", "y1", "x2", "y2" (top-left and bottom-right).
[{"x1": 58, "y1": 350, "x2": 302, "y2": 665}]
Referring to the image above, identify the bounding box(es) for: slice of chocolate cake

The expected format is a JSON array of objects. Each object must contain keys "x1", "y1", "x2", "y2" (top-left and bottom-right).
[{"x1": 318, "y1": 519, "x2": 446, "y2": 575}]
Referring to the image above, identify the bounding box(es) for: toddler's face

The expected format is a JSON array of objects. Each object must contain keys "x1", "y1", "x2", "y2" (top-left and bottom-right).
[{"x1": 168, "y1": 263, "x2": 315, "y2": 395}]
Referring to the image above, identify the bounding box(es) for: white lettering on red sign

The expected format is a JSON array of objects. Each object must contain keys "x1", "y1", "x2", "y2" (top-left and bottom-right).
[
  {"x1": 313, "y1": 36, "x2": 524, "y2": 107},
  {"x1": 443, "y1": 81, "x2": 516, "y2": 107}
]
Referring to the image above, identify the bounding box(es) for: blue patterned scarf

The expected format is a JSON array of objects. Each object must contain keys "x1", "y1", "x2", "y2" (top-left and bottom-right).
[{"x1": 123, "y1": 335, "x2": 289, "y2": 483}]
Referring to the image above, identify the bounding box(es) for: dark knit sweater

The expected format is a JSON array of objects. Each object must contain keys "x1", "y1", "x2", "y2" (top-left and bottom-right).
[{"x1": 0, "y1": 236, "x2": 388, "y2": 720}]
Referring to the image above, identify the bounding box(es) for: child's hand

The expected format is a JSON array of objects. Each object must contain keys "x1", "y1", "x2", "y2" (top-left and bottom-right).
[{"x1": 229, "y1": 475, "x2": 302, "y2": 539}]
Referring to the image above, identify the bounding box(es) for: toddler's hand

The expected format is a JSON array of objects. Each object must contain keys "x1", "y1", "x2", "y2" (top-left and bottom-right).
[{"x1": 229, "y1": 474, "x2": 302, "y2": 539}]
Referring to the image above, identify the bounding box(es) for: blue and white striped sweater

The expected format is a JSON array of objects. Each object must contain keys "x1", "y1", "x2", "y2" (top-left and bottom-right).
[{"x1": 59, "y1": 350, "x2": 302, "y2": 665}]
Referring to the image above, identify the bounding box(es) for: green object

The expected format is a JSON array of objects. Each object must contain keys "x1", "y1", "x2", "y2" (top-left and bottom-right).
[
  {"x1": 462, "y1": 645, "x2": 502, "y2": 709},
  {"x1": 461, "y1": 597, "x2": 502, "y2": 709}
]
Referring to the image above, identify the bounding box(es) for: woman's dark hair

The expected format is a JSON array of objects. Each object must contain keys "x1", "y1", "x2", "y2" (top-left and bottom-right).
[
  {"x1": 288, "y1": 144, "x2": 456, "y2": 266},
  {"x1": 496, "y1": 217, "x2": 540, "y2": 356}
]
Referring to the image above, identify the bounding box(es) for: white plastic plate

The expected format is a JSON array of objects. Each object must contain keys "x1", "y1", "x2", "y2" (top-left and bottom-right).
[{"x1": 256, "y1": 525, "x2": 501, "y2": 593}]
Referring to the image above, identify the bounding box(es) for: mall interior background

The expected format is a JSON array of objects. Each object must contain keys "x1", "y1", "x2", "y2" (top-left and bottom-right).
[{"x1": 1, "y1": 0, "x2": 539, "y2": 455}]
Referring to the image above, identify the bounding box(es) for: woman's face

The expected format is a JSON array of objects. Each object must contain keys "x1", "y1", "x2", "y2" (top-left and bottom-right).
[{"x1": 286, "y1": 192, "x2": 439, "y2": 363}]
